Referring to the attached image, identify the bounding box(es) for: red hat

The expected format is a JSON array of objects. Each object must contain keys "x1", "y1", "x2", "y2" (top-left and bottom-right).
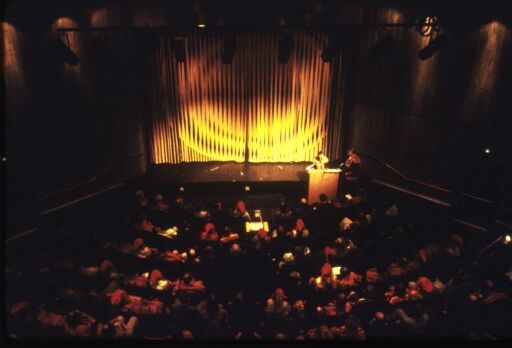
[
  {"x1": 150, "y1": 269, "x2": 164, "y2": 284},
  {"x1": 296, "y1": 218, "x2": 305, "y2": 232},
  {"x1": 273, "y1": 288, "x2": 286, "y2": 301},
  {"x1": 321, "y1": 263, "x2": 332, "y2": 276},
  {"x1": 110, "y1": 289, "x2": 126, "y2": 306},
  {"x1": 324, "y1": 246, "x2": 335, "y2": 255},
  {"x1": 418, "y1": 276, "x2": 433, "y2": 293},
  {"x1": 257, "y1": 228, "x2": 268, "y2": 239},
  {"x1": 133, "y1": 238, "x2": 144, "y2": 250},
  {"x1": 236, "y1": 200, "x2": 247, "y2": 214}
]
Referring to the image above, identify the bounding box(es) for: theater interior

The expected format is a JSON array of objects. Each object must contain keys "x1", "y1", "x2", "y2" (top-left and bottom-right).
[{"x1": 4, "y1": 0, "x2": 512, "y2": 343}]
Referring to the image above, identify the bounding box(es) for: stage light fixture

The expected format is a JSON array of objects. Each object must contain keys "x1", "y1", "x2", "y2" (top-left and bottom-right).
[
  {"x1": 55, "y1": 34, "x2": 80, "y2": 65},
  {"x1": 171, "y1": 38, "x2": 186, "y2": 63},
  {"x1": 415, "y1": 15, "x2": 440, "y2": 37},
  {"x1": 179, "y1": 186, "x2": 185, "y2": 192},
  {"x1": 504, "y1": 235, "x2": 511, "y2": 244},
  {"x1": 278, "y1": 34, "x2": 293, "y2": 64},
  {"x1": 222, "y1": 33, "x2": 237, "y2": 64},
  {"x1": 417, "y1": 34, "x2": 446, "y2": 60},
  {"x1": 484, "y1": 147, "x2": 492, "y2": 155},
  {"x1": 245, "y1": 186, "x2": 250, "y2": 191},
  {"x1": 197, "y1": 13, "x2": 206, "y2": 28}
]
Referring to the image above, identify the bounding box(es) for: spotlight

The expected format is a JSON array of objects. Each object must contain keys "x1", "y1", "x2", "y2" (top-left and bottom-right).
[
  {"x1": 245, "y1": 186, "x2": 250, "y2": 192},
  {"x1": 505, "y1": 235, "x2": 511, "y2": 244},
  {"x1": 197, "y1": 13, "x2": 206, "y2": 28},
  {"x1": 222, "y1": 33, "x2": 237, "y2": 64},
  {"x1": 415, "y1": 15, "x2": 440, "y2": 37},
  {"x1": 484, "y1": 147, "x2": 492, "y2": 155},
  {"x1": 171, "y1": 38, "x2": 186, "y2": 63},
  {"x1": 179, "y1": 186, "x2": 185, "y2": 192},
  {"x1": 54, "y1": 35, "x2": 79, "y2": 65},
  {"x1": 418, "y1": 34, "x2": 446, "y2": 60},
  {"x1": 278, "y1": 34, "x2": 293, "y2": 64}
]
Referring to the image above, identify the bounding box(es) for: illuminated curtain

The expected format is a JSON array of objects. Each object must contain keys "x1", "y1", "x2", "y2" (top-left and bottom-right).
[{"x1": 149, "y1": 31, "x2": 336, "y2": 164}]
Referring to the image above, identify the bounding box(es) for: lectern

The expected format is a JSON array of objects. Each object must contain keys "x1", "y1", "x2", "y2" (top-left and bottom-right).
[{"x1": 307, "y1": 169, "x2": 341, "y2": 204}]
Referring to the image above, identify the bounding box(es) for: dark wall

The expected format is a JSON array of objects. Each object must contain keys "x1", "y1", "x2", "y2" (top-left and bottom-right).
[
  {"x1": 4, "y1": 0, "x2": 152, "y2": 234},
  {"x1": 344, "y1": 4, "x2": 512, "y2": 207}
]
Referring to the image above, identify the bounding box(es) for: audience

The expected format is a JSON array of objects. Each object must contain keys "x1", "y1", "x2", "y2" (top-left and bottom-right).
[{"x1": 6, "y1": 183, "x2": 512, "y2": 342}]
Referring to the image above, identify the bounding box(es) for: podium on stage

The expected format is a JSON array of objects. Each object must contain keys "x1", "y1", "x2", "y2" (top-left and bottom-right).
[{"x1": 306, "y1": 169, "x2": 341, "y2": 204}]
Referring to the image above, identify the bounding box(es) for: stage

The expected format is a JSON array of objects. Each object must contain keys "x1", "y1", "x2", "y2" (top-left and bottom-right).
[
  {"x1": 141, "y1": 162, "x2": 316, "y2": 201},
  {"x1": 148, "y1": 162, "x2": 311, "y2": 183}
]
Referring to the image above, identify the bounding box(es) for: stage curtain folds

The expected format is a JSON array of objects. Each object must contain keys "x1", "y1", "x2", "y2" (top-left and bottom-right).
[{"x1": 149, "y1": 31, "x2": 337, "y2": 164}]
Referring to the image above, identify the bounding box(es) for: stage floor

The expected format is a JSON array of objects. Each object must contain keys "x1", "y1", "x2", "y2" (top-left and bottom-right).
[{"x1": 148, "y1": 162, "x2": 311, "y2": 183}]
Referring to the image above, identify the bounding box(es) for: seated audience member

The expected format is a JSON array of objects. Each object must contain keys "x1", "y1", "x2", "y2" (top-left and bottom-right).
[
  {"x1": 99, "y1": 259, "x2": 119, "y2": 278},
  {"x1": 135, "y1": 190, "x2": 150, "y2": 208},
  {"x1": 100, "y1": 315, "x2": 139, "y2": 338},
  {"x1": 338, "y1": 270, "x2": 363, "y2": 289},
  {"x1": 124, "y1": 272, "x2": 148, "y2": 288},
  {"x1": 7, "y1": 301, "x2": 37, "y2": 338},
  {"x1": 134, "y1": 190, "x2": 150, "y2": 218},
  {"x1": 163, "y1": 249, "x2": 185, "y2": 263},
  {"x1": 365, "y1": 267, "x2": 382, "y2": 283},
  {"x1": 276, "y1": 202, "x2": 293, "y2": 218},
  {"x1": 265, "y1": 288, "x2": 291, "y2": 318},
  {"x1": 405, "y1": 281, "x2": 423, "y2": 301},
  {"x1": 182, "y1": 330, "x2": 194, "y2": 340},
  {"x1": 152, "y1": 194, "x2": 170, "y2": 213},
  {"x1": 36, "y1": 304, "x2": 66, "y2": 331},
  {"x1": 63, "y1": 310, "x2": 99, "y2": 337},
  {"x1": 200, "y1": 222, "x2": 219, "y2": 242},
  {"x1": 149, "y1": 269, "x2": 165, "y2": 289},
  {"x1": 234, "y1": 200, "x2": 251, "y2": 220},
  {"x1": 275, "y1": 202, "x2": 293, "y2": 228},
  {"x1": 150, "y1": 194, "x2": 170, "y2": 227},
  {"x1": 219, "y1": 227, "x2": 240, "y2": 244},
  {"x1": 388, "y1": 262, "x2": 405, "y2": 277},
  {"x1": 132, "y1": 238, "x2": 152, "y2": 258},
  {"x1": 172, "y1": 273, "x2": 205, "y2": 295},
  {"x1": 310, "y1": 263, "x2": 338, "y2": 291},
  {"x1": 254, "y1": 228, "x2": 271, "y2": 242},
  {"x1": 111, "y1": 290, "x2": 164, "y2": 315},
  {"x1": 417, "y1": 276, "x2": 434, "y2": 294},
  {"x1": 343, "y1": 315, "x2": 366, "y2": 341},
  {"x1": 292, "y1": 197, "x2": 310, "y2": 220},
  {"x1": 294, "y1": 218, "x2": 309, "y2": 238},
  {"x1": 264, "y1": 288, "x2": 292, "y2": 337},
  {"x1": 417, "y1": 243, "x2": 442, "y2": 263},
  {"x1": 137, "y1": 218, "x2": 156, "y2": 233}
]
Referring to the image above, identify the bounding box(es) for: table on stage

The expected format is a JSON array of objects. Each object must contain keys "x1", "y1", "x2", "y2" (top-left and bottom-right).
[{"x1": 306, "y1": 169, "x2": 342, "y2": 204}]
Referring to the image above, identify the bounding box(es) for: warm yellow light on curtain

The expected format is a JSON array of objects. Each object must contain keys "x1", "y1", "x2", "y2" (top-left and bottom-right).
[{"x1": 150, "y1": 32, "x2": 334, "y2": 164}]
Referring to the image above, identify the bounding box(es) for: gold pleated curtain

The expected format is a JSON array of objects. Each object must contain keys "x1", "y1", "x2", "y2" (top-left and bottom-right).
[{"x1": 149, "y1": 32, "x2": 333, "y2": 164}]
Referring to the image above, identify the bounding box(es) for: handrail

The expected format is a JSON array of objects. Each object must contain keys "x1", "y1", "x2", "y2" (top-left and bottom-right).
[
  {"x1": 357, "y1": 152, "x2": 452, "y2": 194},
  {"x1": 37, "y1": 152, "x2": 144, "y2": 201}
]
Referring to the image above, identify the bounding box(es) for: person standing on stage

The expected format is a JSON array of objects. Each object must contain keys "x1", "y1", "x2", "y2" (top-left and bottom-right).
[
  {"x1": 311, "y1": 150, "x2": 329, "y2": 170},
  {"x1": 344, "y1": 148, "x2": 361, "y2": 177}
]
